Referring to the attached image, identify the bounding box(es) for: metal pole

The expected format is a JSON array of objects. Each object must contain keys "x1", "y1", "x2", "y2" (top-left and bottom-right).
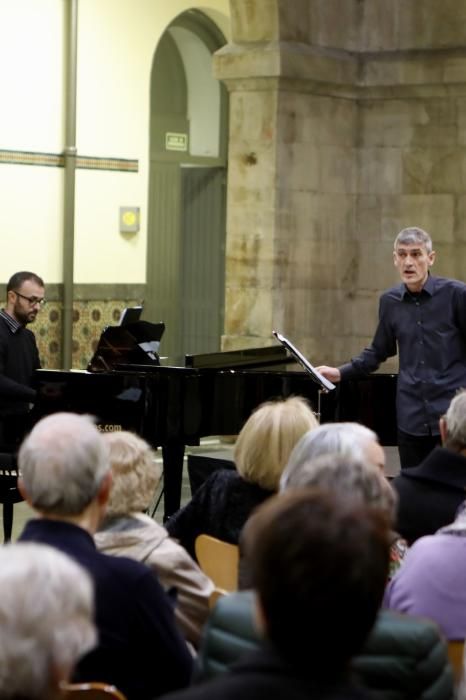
[{"x1": 62, "y1": 0, "x2": 78, "y2": 370}]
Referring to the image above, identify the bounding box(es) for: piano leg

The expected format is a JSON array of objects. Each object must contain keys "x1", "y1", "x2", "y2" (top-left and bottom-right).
[{"x1": 161, "y1": 443, "x2": 186, "y2": 522}]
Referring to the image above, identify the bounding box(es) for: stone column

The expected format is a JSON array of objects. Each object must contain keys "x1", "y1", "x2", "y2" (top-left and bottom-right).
[
  {"x1": 216, "y1": 0, "x2": 466, "y2": 367},
  {"x1": 215, "y1": 0, "x2": 360, "y2": 360}
]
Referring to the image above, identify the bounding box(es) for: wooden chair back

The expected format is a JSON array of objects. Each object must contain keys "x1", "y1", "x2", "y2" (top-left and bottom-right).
[
  {"x1": 195, "y1": 534, "x2": 239, "y2": 592},
  {"x1": 61, "y1": 682, "x2": 127, "y2": 700},
  {"x1": 447, "y1": 640, "x2": 465, "y2": 685},
  {"x1": 209, "y1": 587, "x2": 228, "y2": 609}
]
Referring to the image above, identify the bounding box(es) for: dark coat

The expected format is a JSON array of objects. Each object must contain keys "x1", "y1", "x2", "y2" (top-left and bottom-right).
[
  {"x1": 166, "y1": 469, "x2": 273, "y2": 560},
  {"x1": 393, "y1": 446, "x2": 466, "y2": 545},
  {"x1": 161, "y1": 647, "x2": 369, "y2": 700},
  {"x1": 19, "y1": 519, "x2": 193, "y2": 700}
]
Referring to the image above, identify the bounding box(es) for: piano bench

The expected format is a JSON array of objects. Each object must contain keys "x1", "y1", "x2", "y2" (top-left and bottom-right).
[{"x1": 0, "y1": 454, "x2": 24, "y2": 543}]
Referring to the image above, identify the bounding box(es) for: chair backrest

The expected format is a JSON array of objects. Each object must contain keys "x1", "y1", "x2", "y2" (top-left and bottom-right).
[
  {"x1": 195, "y1": 534, "x2": 239, "y2": 592},
  {"x1": 61, "y1": 682, "x2": 127, "y2": 700},
  {"x1": 195, "y1": 591, "x2": 454, "y2": 700},
  {"x1": 209, "y1": 587, "x2": 228, "y2": 609},
  {"x1": 447, "y1": 640, "x2": 464, "y2": 685}
]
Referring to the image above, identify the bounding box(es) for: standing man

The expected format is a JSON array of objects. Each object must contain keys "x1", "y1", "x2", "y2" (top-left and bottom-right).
[
  {"x1": 317, "y1": 227, "x2": 466, "y2": 469},
  {"x1": 0, "y1": 271, "x2": 44, "y2": 448}
]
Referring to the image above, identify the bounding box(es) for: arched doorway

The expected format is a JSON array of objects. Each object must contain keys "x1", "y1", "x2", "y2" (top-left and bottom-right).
[{"x1": 146, "y1": 10, "x2": 228, "y2": 358}]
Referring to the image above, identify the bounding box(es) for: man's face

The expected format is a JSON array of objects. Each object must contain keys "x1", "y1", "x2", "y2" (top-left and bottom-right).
[
  {"x1": 393, "y1": 243, "x2": 435, "y2": 292},
  {"x1": 7, "y1": 279, "x2": 45, "y2": 326}
]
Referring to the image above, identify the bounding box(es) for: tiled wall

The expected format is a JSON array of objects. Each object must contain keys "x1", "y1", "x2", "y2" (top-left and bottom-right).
[{"x1": 32, "y1": 292, "x2": 144, "y2": 369}]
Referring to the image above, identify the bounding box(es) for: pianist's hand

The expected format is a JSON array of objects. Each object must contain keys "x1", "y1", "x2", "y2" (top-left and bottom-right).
[{"x1": 316, "y1": 366, "x2": 341, "y2": 383}]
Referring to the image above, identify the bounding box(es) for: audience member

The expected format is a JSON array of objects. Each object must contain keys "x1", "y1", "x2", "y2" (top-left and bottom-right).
[
  {"x1": 281, "y1": 422, "x2": 386, "y2": 484},
  {"x1": 0, "y1": 541, "x2": 96, "y2": 700},
  {"x1": 161, "y1": 489, "x2": 390, "y2": 700},
  {"x1": 17, "y1": 412, "x2": 192, "y2": 700},
  {"x1": 280, "y1": 422, "x2": 406, "y2": 579},
  {"x1": 166, "y1": 396, "x2": 318, "y2": 559},
  {"x1": 95, "y1": 430, "x2": 214, "y2": 648},
  {"x1": 393, "y1": 389, "x2": 466, "y2": 544},
  {"x1": 384, "y1": 502, "x2": 466, "y2": 640}
]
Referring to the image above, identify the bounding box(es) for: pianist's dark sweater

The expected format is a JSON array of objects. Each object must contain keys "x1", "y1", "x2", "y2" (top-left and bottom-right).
[
  {"x1": 0, "y1": 314, "x2": 39, "y2": 415},
  {"x1": 166, "y1": 469, "x2": 273, "y2": 560}
]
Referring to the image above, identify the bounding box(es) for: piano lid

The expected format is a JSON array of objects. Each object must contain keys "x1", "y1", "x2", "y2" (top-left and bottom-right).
[
  {"x1": 184, "y1": 344, "x2": 291, "y2": 369},
  {"x1": 87, "y1": 321, "x2": 165, "y2": 372}
]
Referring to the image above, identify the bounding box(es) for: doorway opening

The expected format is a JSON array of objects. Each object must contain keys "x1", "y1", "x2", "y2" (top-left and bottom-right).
[{"x1": 146, "y1": 10, "x2": 228, "y2": 359}]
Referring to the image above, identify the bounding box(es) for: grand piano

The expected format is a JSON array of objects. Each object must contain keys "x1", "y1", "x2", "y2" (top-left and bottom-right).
[{"x1": 32, "y1": 321, "x2": 397, "y2": 519}]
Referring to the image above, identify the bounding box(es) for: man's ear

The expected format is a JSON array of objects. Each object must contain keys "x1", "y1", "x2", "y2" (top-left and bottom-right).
[
  {"x1": 439, "y1": 416, "x2": 447, "y2": 445},
  {"x1": 97, "y1": 470, "x2": 112, "y2": 506},
  {"x1": 428, "y1": 250, "x2": 436, "y2": 267},
  {"x1": 253, "y1": 593, "x2": 267, "y2": 638},
  {"x1": 17, "y1": 477, "x2": 33, "y2": 506}
]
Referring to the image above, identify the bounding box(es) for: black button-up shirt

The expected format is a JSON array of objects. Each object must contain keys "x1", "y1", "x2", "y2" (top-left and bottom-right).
[{"x1": 339, "y1": 275, "x2": 466, "y2": 436}]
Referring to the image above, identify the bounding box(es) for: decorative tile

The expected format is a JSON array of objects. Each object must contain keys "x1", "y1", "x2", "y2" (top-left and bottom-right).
[{"x1": 33, "y1": 299, "x2": 140, "y2": 369}]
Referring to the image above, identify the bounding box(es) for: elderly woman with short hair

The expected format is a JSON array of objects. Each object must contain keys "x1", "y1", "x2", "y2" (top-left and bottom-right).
[
  {"x1": 95, "y1": 430, "x2": 214, "y2": 649},
  {"x1": 166, "y1": 396, "x2": 319, "y2": 559},
  {"x1": 0, "y1": 542, "x2": 96, "y2": 700},
  {"x1": 281, "y1": 447, "x2": 407, "y2": 580}
]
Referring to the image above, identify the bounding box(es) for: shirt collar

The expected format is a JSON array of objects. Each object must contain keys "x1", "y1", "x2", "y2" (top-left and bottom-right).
[
  {"x1": 401, "y1": 273, "x2": 435, "y2": 299},
  {"x1": 0, "y1": 309, "x2": 22, "y2": 334}
]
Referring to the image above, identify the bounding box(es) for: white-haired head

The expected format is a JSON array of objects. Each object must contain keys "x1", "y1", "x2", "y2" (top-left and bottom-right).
[
  {"x1": 19, "y1": 412, "x2": 109, "y2": 516},
  {"x1": 280, "y1": 453, "x2": 397, "y2": 522},
  {"x1": 442, "y1": 389, "x2": 466, "y2": 451},
  {"x1": 280, "y1": 422, "x2": 385, "y2": 491},
  {"x1": 103, "y1": 430, "x2": 161, "y2": 517},
  {"x1": 0, "y1": 542, "x2": 96, "y2": 699}
]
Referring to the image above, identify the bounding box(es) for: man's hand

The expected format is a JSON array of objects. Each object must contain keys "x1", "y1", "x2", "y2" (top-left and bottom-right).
[{"x1": 316, "y1": 366, "x2": 341, "y2": 383}]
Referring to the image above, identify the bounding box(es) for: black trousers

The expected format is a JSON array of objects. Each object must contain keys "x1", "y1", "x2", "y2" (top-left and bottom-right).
[{"x1": 397, "y1": 429, "x2": 441, "y2": 470}]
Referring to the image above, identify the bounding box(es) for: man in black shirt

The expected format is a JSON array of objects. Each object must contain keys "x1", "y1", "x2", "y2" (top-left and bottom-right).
[
  {"x1": 0, "y1": 271, "x2": 44, "y2": 449},
  {"x1": 317, "y1": 227, "x2": 466, "y2": 469}
]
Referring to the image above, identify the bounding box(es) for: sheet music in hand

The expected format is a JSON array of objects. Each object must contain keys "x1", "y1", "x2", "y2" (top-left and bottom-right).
[{"x1": 272, "y1": 330, "x2": 336, "y2": 392}]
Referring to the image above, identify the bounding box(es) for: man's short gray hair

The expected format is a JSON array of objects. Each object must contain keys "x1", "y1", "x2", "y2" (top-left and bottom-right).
[
  {"x1": 0, "y1": 542, "x2": 96, "y2": 699},
  {"x1": 281, "y1": 453, "x2": 397, "y2": 522},
  {"x1": 281, "y1": 422, "x2": 379, "y2": 490},
  {"x1": 394, "y1": 227, "x2": 433, "y2": 253},
  {"x1": 444, "y1": 390, "x2": 466, "y2": 450},
  {"x1": 19, "y1": 412, "x2": 109, "y2": 515}
]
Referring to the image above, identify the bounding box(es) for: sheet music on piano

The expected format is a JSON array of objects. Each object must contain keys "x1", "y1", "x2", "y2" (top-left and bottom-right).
[{"x1": 272, "y1": 330, "x2": 336, "y2": 392}]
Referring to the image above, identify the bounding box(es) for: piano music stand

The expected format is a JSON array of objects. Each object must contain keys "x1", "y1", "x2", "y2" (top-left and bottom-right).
[{"x1": 272, "y1": 331, "x2": 336, "y2": 420}]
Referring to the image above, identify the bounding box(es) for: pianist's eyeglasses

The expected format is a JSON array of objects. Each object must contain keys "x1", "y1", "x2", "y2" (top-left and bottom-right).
[{"x1": 13, "y1": 291, "x2": 46, "y2": 307}]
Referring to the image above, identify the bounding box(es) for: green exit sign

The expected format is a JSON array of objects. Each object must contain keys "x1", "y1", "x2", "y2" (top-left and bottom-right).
[{"x1": 165, "y1": 132, "x2": 188, "y2": 152}]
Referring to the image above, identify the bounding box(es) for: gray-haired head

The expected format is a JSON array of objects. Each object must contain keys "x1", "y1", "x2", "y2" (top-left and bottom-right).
[
  {"x1": 281, "y1": 453, "x2": 397, "y2": 522},
  {"x1": 280, "y1": 422, "x2": 384, "y2": 491},
  {"x1": 19, "y1": 412, "x2": 109, "y2": 516},
  {"x1": 394, "y1": 227, "x2": 433, "y2": 253},
  {"x1": 0, "y1": 542, "x2": 96, "y2": 699},
  {"x1": 443, "y1": 389, "x2": 466, "y2": 451},
  {"x1": 103, "y1": 430, "x2": 161, "y2": 517}
]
